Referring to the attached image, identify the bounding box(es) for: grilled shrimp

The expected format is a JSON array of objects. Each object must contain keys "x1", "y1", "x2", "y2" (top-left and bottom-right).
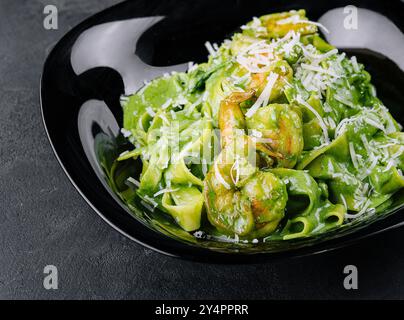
[
  {"x1": 246, "y1": 103, "x2": 303, "y2": 168},
  {"x1": 203, "y1": 91, "x2": 288, "y2": 237},
  {"x1": 249, "y1": 60, "x2": 293, "y2": 101}
]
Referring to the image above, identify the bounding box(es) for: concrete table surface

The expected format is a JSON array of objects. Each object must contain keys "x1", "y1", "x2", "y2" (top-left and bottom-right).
[{"x1": 1, "y1": 0, "x2": 403, "y2": 299}]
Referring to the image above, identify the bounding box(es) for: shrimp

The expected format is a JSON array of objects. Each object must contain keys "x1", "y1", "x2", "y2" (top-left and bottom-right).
[
  {"x1": 244, "y1": 60, "x2": 303, "y2": 168},
  {"x1": 261, "y1": 10, "x2": 318, "y2": 38},
  {"x1": 249, "y1": 60, "x2": 293, "y2": 101},
  {"x1": 219, "y1": 90, "x2": 284, "y2": 160},
  {"x1": 246, "y1": 103, "x2": 304, "y2": 168},
  {"x1": 203, "y1": 91, "x2": 288, "y2": 237}
]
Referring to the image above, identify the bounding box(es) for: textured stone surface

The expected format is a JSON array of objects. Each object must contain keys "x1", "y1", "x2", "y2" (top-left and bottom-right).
[{"x1": 1, "y1": 0, "x2": 404, "y2": 299}]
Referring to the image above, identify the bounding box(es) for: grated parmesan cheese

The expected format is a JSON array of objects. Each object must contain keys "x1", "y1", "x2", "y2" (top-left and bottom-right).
[
  {"x1": 345, "y1": 199, "x2": 372, "y2": 219},
  {"x1": 153, "y1": 188, "x2": 179, "y2": 197},
  {"x1": 300, "y1": 63, "x2": 339, "y2": 77},
  {"x1": 127, "y1": 177, "x2": 140, "y2": 187},
  {"x1": 146, "y1": 107, "x2": 156, "y2": 117},
  {"x1": 120, "y1": 128, "x2": 132, "y2": 138},
  {"x1": 349, "y1": 142, "x2": 359, "y2": 170},
  {"x1": 204, "y1": 41, "x2": 217, "y2": 57},
  {"x1": 276, "y1": 15, "x2": 329, "y2": 33},
  {"x1": 297, "y1": 96, "x2": 330, "y2": 144},
  {"x1": 340, "y1": 194, "x2": 348, "y2": 209},
  {"x1": 245, "y1": 72, "x2": 278, "y2": 118},
  {"x1": 364, "y1": 117, "x2": 385, "y2": 132},
  {"x1": 350, "y1": 56, "x2": 360, "y2": 73},
  {"x1": 214, "y1": 160, "x2": 231, "y2": 190},
  {"x1": 230, "y1": 157, "x2": 240, "y2": 185},
  {"x1": 161, "y1": 98, "x2": 173, "y2": 110}
]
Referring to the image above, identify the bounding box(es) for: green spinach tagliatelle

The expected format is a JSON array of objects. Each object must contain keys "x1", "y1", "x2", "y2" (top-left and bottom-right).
[{"x1": 115, "y1": 10, "x2": 404, "y2": 242}]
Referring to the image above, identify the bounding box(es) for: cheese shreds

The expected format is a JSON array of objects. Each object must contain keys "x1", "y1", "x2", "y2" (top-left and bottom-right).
[
  {"x1": 144, "y1": 195, "x2": 158, "y2": 208},
  {"x1": 176, "y1": 95, "x2": 189, "y2": 106},
  {"x1": 140, "y1": 200, "x2": 155, "y2": 212},
  {"x1": 326, "y1": 117, "x2": 337, "y2": 129},
  {"x1": 302, "y1": 72, "x2": 315, "y2": 89},
  {"x1": 146, "y1": 107, "x2": 156, "y2": 117},
  {"x1": 334, "y1": 95, "x2": 355, "y2": 108},
  {"x1": 300, "y1": 21, "x2": 330, "y2": 34},
  {"x1": 276, "y1": 15, "x2": 329, "y2": 33},
  {"x1": 214, "y1": 160, "x2": 231, "y2": 190},
  {"x1": 282, "y1": 31, "x2": 300, "y2": 55},
  {"x1": 236, "y1": 40, "x2": 277, "y2": 73},
  {"x1": 188, "y1": 61, "x2": 194, "y2": 70},
  {"x1": 204, "y1": 41, "x2": 217, "y2": 57},
  {"x1": 186, "y1": 98, "x2": 202, "y2": 116},
  {"x1": 120, "y1": 96, "x2": 129, "y2": 107},
  {"x1": 245, "y1": 72, "x2": 278, "y2": 118},
  {"x1": 188, "y1": 62, "x2": 198, "y2": 72},
  {"x1": 153, "y1": 188, "x2": 180, "y2": 197},
  {"x1": 120, "y1": 96, "x2": 129, "y2": 102},
  {"x1": 384, "y1": 159, "x2": 396, "y2": 172},
  {"x1": 327, "y1": 158, "x2": 335, "y2": 172},
  {"x1": 340, "y1": 194, "x2": 348, "y2": 209},
  {"x1": 239, "y1": 40, "x2": 267, "y2": 56},
  {"x1": 170, "y1": 110, "x2": 177, "y2": 119},
  {"x1": 241, "y1": 16, "x2": 266, "y2": 33},
  {"x1": 349, "y1": 142, "x2": 359, "y2": 170},
  {"x1": 302, "y1": 48, "x2": 338, "y2": 61},
  {"x1": 237, "y1": 55, "x2": 270, "y2": 73},
  {"x1": 202, "y1": 158, "x2": 208, "y2": 177},
  {"x1": 345, "y1": 199, "x2": 372, "y2": 219},
  {"x1": 120, "y1": 128, "x2": 132, "y2": 138},
  {"x1": 391, "y1": 146, "x2": 404, "y2": 159},
  {"x1": 230, "y1": 157, "x2": 240, "y2": 185},
  {"x1": 159, "y1": 113, "x2": 170, "y2": 125},
  {"x1": 202, "y1": 91, "x2": 208, "y2": 102},
  {"x1": 362, "y1": 183, "x2": 370, "y2": 196},
  {"x1": 161, "y1": 98, "x2": 173, "y2": 110},
  {"x1": 137, "y1": 83, "x2": 148, "y2": 95},
  {"x1": 351, "y1": 56, "x2": 360, "y2": 73},
  {"x1": 364, "y1": 117, "x2": 386, "y2": 132},
  {"x1": 276, "y1": 16, "x2": 300, "y2": 25},
  {"x1": 300, "y1": 63, "x2": 339, "y2": 77},
  {"x1": 127, "y1": 177, "x2": 140, "y2": 187},
  {"x1": 250, "y1": 129, "x2": 263, "y2": 138},
  {"x1": 334, "y1": 117, "x2": 352, "y2": 137},
  {"x1": 297, "y1": 96, "x2": 330, "y2": 144},
  {"x1": 368, "y1": 156, "x2": 379, "y2": 173},
  {"x1": 360, "y1": 134, "x2": 371, "y2": 155}
]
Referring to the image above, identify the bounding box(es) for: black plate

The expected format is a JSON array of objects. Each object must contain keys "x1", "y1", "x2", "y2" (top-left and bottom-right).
[{"x1": 41, "y1": 0, "x2": 404, "y2": 263}]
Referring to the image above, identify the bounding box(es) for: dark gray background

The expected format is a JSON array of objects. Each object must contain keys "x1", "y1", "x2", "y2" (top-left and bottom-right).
[{"x1": 1, "y1": 0, "x2": 404, "y2": 300}]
